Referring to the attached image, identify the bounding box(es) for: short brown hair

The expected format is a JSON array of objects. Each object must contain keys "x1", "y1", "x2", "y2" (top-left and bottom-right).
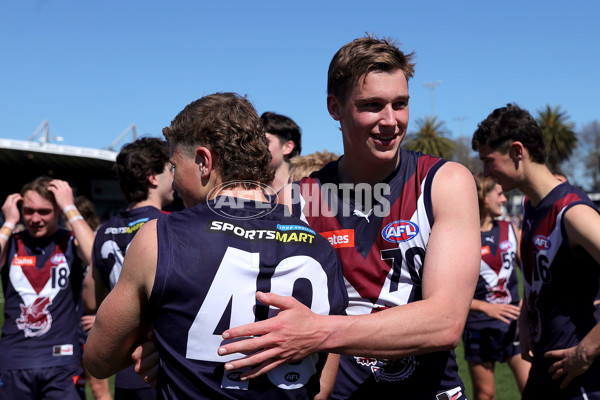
[
  {"x1": 20, "y1": 176, "x2": 57, "y2": 207},
  {"x1": 327, "y1": 34, "x2": 416, "y2": 103},
  {"x1": 163, "y1": 93, "x2": 274, "y2": 185},
  {"x1": 471, "y1": 103, "x2": 547, "y2": 164},
  {"x1": 116, "y1": 137, "x2": 170, "y2": 204}
]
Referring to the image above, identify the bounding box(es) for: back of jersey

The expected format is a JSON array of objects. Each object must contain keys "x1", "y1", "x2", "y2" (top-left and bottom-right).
[{"x1": 150, "y1": 200, "x2": 347, "y2": 399}]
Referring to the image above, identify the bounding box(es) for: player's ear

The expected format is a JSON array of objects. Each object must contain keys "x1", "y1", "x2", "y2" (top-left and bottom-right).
[
  {"x1": 147, "y1": 173, "x2": 159, "y2": 187},
  {"x1": 509, "y1": 141, "x2": 525, "y2": 161},
  {"x1": 196, "y1": 146, "x2": 213, "y2": 178},
  {"x1": 282, "y1": 140, "x2": 295, "y2": 157},
  {"x1": 327, "y1": 94, "x2": 342, "y2": 121}
]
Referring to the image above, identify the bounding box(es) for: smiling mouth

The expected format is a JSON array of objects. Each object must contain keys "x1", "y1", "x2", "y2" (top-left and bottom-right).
[{"x1": 371, "y1": 133, "x2": 398, "y2": 142}]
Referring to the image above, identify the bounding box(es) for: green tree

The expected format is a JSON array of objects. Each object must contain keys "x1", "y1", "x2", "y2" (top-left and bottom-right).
[
  {"x1": 536, "y1": 105, "x2": 577, "y2": 170},
  {"x1": 404, "y1": 116, "x2": 455, "y2": 159}
]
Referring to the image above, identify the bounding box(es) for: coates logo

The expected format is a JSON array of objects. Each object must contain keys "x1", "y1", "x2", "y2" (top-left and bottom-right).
[
  {"x1": 207, "y1": 181, "x2": 278, "y2": 220},
  {"x1": 381, "y1": 220, "x2": 419, "y2": 243},
  {"x1": 13, "y1": 256, "x2": 36, "y2": 267},
  {"x1": 320, "y1": 229, "x2": 354, "y2": 248},
  {"x1": 533, "y1": 235, "x2": 551, "y2": 250},
  {"x1": 499, "y1": 240, "x2": 512, "y2": 251}
]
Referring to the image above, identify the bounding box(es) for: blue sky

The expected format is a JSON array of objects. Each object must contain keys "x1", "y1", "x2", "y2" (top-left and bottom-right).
[{"x1": 1, "y1": 1, "x2": 599, "y2": 157}]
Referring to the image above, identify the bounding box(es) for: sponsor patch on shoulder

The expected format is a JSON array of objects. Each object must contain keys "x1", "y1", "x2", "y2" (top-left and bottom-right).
[
  {"x1": 320, "y1": 229, "x2": 354, "y2": 248},
  {"x1": 381, "y1": 220, "x2": 419, "y2": 243}
]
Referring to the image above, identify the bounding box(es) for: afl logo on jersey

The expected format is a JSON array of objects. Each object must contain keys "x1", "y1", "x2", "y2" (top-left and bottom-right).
[
  {"x1": 51, "y1": 254, "x2": 66, "y2": 265},
  {"x1": 381, "y1": 220, "x2": 419, "y2": 243},
  {"x1": 226, "y1": 371, "x2": 242, "y2": 381},
  {"x1": 499, "y1": 240, "x2": 512, "y2": 251},
  {"x1": 285, "y1": 372, "x2": 300, "y2": 382},
  {"x1": 533, "y1": 235, "x2": 551, "y2": 250}
]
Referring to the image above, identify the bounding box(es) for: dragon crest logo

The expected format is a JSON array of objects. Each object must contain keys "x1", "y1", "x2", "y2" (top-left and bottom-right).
[{"x1": 16, "y1": 296, "x2": 52, "y2": 337}]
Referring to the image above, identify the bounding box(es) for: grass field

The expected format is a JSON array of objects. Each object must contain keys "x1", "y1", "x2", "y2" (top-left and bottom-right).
[{"x1": 0, "y1": 284, "x2": 521, "y2": 399}]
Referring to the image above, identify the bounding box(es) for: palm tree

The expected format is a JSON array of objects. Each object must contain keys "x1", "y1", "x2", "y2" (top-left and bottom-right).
[
  {"x1": 404, "y1": 116, "x2": 455, "y2": 159},
  {"x1": 536, "y1": 105, "x2": 577, "y2": 170}
]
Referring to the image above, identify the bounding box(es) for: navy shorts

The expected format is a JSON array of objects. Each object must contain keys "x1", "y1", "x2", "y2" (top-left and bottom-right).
[
  {"x1": 0, "y1": 365, "x2": 85, "y2": 400},
  {"x1": 463, "y1": 320, "x2": 520, "y2": 363},
  {"x1": 523, "y1": 358, "x2": 600, "y2": 399}
]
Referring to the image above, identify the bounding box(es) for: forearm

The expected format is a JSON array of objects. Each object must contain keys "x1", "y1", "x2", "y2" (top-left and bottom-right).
[
  {"x1": 81, "y1": 265, "x2": 97, "y2": 313},
  {"x1": 577, "y1": 322, "x2": 600, "y2": 364},
  {"x1": 321, "y1": 298, "x2": 465, "y2": 358},
  {"x1": 0, "y1": 221, "x2": 17, "y2": 267},
  {"x1": 84, "y1": 311, "x2": 141, "y2": 378},
  {"x1": 69, "y1": 219, "x2": 95, "y2": 266},
  {"x1": 469, "y1": 299, "x2": 487, "y2": 313}
]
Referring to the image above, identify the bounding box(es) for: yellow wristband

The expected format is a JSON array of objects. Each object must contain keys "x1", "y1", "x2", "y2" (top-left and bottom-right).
[
  {"x1": 0, "y1": 226, "x2": 12, "y2": 239},
  {"x1": 64, "y1": 208, "x2": 81, "y2": 221}
]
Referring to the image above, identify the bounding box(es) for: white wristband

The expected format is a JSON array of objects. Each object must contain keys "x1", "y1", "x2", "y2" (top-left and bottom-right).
[
  {"x1": 2, "y1": 222, "x2": 15, "y2": 230},
  {"x1": 0, "y1": 233, "x2": 9, "y2": 241}
]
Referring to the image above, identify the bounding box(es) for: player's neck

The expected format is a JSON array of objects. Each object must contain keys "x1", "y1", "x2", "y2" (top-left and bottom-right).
[
  {"x1": 337, "y1": 152, "x2": 399, "y2": 185},
  {"x1": 270, "y1": 163, "x2": 291, "y2": 193},
  {"x1": 520, "y1": 163, "x2": 562, "y2": 207},
  {"x1": 480, "y1": 215, "x2": 495, "y2": 232},
  {"x1": 213, "y1": 186, "x2": 269, "y2": 203}
]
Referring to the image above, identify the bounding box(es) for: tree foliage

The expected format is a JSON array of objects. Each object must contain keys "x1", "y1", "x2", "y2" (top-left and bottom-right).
[
  {"x1": 536, "y1": 105, "x2": 577, "y2": 170},
  {"x1": 404, "y1": 116, "x2": 455, "y2": 159}
]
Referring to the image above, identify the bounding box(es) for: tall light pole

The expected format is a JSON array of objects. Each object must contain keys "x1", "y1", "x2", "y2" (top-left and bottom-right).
[
  {"x1": 423, "y1": 80, "x2": 442, "y2": 116},
  {"x1": 454, "y1": 116, "x2": 468, "y2": 136}
]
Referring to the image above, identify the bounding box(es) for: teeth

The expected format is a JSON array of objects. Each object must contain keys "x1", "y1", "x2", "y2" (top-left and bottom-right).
[{"x1": 372, "y1": 134, "x2": 395, "y2": 140}]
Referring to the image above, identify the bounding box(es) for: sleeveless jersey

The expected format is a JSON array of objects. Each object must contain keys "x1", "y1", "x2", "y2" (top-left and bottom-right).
[
  {"x1": 465, "y1": 220, "x2": 520, "y2": 330},
  {"x1": 521, "y1": 182, "x2": 600, "y2": 357},
  {"x1": 92, "y1": 205, "x2": 165, "y2": 390},
  {"x1": 93, "y1": 206, "x2": 165, "y2": 291},
  {"x1": 0, "y1": 230, "x2": 84, "y2": 369},
  {"x1": 292, "y1": 148, "x2": 465, "y2": 399},
  {"x1": 150, "y1": 199, "x2": 348, "y2": 399}
]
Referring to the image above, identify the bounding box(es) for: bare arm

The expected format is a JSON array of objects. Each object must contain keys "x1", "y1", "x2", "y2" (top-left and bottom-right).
[
  {"x1": 0, "y1": 193, "x2": 23, "y2": 268},
  {"x1": 314, "y1": 353, "x2": 340, "y2": 400},
  {"x1": 470, "y1": 299, "x2": 520, "y2": 324},
  {"x1": 546, "y1": 204, "x2": 600, "y2": 387},
  {"x1": 219, "y1": 162, "x2": 481, "y2": 376},
  {"x1": 83, "y1": 220, "x2": 158, "y2": 379},
  {"x1": 48, "y1": 180, "x2": 96, "y2": 267}
]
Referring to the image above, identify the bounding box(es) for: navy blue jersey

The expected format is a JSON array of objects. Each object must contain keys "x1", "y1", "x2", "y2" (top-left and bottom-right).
[
  {"x1": 465, "y1": 220, "x2": 520, "y2": 330},
  {"x1": 149, "y1": 199, "x2": 348, "y2": 399},
  {"x1": 93, "y1": 206, "x2": 165, "y2": 291},
  {"x1": 293, "y1": 148, "x2": 466, "y2": 399},
  {"x1": 92, "y1": 205, "x2": 165, "y2": 391},
  {"x1": 0, "y1": 230, "x2": 84, "y2": 369},
  {"x1": 521, "y1": 182, "x2": 600, "y2": 358}
]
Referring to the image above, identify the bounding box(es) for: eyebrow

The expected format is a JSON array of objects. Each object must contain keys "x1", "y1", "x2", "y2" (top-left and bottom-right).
[{"x1": 356, "y1": 95, "x2": 410, "y2": 103}]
